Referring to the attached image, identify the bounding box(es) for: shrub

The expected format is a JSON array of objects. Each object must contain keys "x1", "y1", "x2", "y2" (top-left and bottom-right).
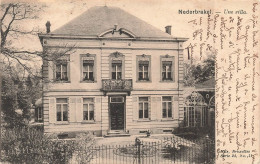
[
  {"x1": 1, "y1": 127, "x2": 95, "y2": 164},
  {"x1": 173, "y1": 127, "x2": 215, "y2": 141},
  {"x1": 73, "y1": 132, "x2": 96, "y2": 164}
]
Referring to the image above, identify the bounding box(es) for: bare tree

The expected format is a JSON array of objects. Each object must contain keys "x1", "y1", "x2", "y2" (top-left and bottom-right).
[
  {"x1": 1, "y1": 3, "x2": 44, "y2": 74},
  {"x1": 0, "y1": 2, "x2": 75, "y2": 128},
  {"x1": 1, "y1": 2, "x2": 75, "y2": 76}
]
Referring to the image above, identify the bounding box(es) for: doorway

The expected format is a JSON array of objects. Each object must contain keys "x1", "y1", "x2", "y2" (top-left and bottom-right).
[{"x1": 109, "y1": 96, "x2": 125, "y2": 131}]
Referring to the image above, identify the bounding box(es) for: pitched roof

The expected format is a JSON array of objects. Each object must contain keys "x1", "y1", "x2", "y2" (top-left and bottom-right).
[{"x1": 51, "y1": 6, "x2": 172, "y2": 38}]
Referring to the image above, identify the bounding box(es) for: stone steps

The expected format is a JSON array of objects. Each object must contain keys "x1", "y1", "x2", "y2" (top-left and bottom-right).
[{"x1": 104, "y1": 131, "x2": 131, "y2": 137}]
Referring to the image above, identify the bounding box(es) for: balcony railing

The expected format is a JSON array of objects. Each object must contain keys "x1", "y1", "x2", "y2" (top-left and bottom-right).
[{"x1": 101, "y1": 79, "x2": 132, "y2": 95}]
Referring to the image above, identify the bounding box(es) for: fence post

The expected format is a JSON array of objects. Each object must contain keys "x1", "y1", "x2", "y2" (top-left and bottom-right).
[
  {"x1": 135, "y1": 138, "x2": 141, "y2": 164},
  {"x1": 205, "y1": 135, "x2": 210, "y2": 163}
]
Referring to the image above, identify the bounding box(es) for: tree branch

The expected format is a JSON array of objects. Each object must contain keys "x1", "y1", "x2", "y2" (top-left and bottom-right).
[
  {"x1": 1, "y1": 5, "x2": 16, "y2": 47},
  {"x1": 1, "y1": 3, "x2": 12, "y2": 22}
]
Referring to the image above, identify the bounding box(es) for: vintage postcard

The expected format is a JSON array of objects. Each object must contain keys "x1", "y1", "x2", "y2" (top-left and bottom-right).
[{"x1": 0, "y1": 0, "x2": 259, "y2": 163}]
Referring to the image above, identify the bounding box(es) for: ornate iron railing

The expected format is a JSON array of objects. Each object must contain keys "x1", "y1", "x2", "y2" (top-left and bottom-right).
[
  {"x1": 101, "y1": 79, "x2": 133, "y2": 92},
  {"x1": 85, "y1": 136, "x2": 215, "y2": 164}
]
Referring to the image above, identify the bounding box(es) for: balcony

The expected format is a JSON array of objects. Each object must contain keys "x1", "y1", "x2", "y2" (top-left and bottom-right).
[{"x1": 101, "y1": 79, "x2": 132, "y2": 95}]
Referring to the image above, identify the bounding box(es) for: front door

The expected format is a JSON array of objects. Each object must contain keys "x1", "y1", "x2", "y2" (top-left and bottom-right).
[{"x1": 109, "y1": 96, "x2": 125, "y2": 130}]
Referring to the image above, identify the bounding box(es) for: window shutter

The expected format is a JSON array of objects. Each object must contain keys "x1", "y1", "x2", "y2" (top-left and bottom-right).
[
  {"x1": 49, "y1": 98, "x2": 56, "y2": 123},
  {"x1": 69, "y1": 98, "x2": 76, "y2": 122},
  {"x1": 67, "y1": 60, "x2": 70, "y2": 81},
  {"x1": 52, "y1": 62, "x2": 56, "y2": 82},
  {"x1": 148, "y1": 96, "x2": 151, "y2": 120},
  {"x1": 112, "y1": 60, "x2": 122, "y2": 64},
  {"x1": 83, "y1": 60, "x2": 94, "y2": 64},
  {"x1": 132, "y1": 97, "x2": 138, "y2": 121},
  {"x1": 95, "y1": 98, "x2": 101, "y2": 122},
  {"x1": 76, "y1": 98, "x2": 83, "y2": 122},
  {"x1": 150, "y1": 97, "x2": 157, "y2": 120},
  {"x1": 173, "y1": 96, "x2": 179, "y2": 119},
  {"x1": 157, "y1": 97, "x2": 162, "y2": 119},
  {"x1": 139, "y1": 61, "x2": 149, "y2": 65},
  {"x1": 172, "y1": 56, "x2": 175, "y2": 82}
]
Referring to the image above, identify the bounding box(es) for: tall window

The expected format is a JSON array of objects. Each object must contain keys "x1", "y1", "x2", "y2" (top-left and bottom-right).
[
  {"x1": 56, "y1": 98, "x2": 68, "y2": 121},
  {"x1": 139, "y1": 97, "x2": 149, "y2": 119},
  {"x1": 35, "y1": 107, "x2": 43, "y2": 122},
  {"x1": 56, "y1": 61, "x2": 68, "y2": 81},
  {"x1": 137, "y1": 55, "x2": 151, "y2": 82},
  {"x1": 161, "y1": 56, "x2": 174, "y2": 81},
  {"x1": 83, "y1": 60, "x2": 94, "y2": 81},
  {"x1": 81, "y1": 55, "x2": 96, "y2": 82},
  {"x1": 162, "y1": 61, "x2": 172, "y2": 81},
  {"x1": 162, "y1": 96, "x2": 172, "y2": 118},
  {"x1": 83, "y1": 98, "x2": 94, "y2": 121},
  {"x1": 138, "y1": 61, "x2": 149, "y2": 81},
  {"x1": 112, "y1": 61, "x2": 122, "y2": 80},
  {"x1": 110, "y1": 52, "x2": 124, "y2": 80}
]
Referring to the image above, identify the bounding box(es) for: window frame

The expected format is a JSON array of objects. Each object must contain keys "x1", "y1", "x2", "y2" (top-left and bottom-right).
[
  {"x1": 109, "y1": 52, "x2": 125, "y2": 80},
  {"x1": 162, "y1": 61, "x2": 173, "y2": 80},
  {"x1": 56, "y1": 98, "x2": 69, "y2": 122},
  {"x1": 111, "y1": 62, "x2": 122, "y2": 80},
  {"x1": 160, "y1": 55, "x2": 175, "y2": 82},
  {"x1": 136, "y1": 55, "x2": 151, "y2": 82},
  {"x1": 35, "y1": 107, "x2": 43, "y2": 122},
  {"x1": 80, "y1": 54, "x2": 96, "y2": 83},
  {"x1": 82, "y1": 97, "x2": 95, "y2": 122},
  {"x1": 138, "y1": 97, "x2": 150, "y2": 120},
  {"x1": 162, "y1": 96, "x2": 173, "y2": 119},
  {"x1": 54, "y1": 55, "x2": 70, "y2": 82}
]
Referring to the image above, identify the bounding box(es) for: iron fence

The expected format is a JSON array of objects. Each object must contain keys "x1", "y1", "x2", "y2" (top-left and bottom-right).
[
  {"x1": 1, "y1": 136, "x2": 215, "y2": 164},
  {"x1": 87, "y1": 136, "x2": 215, "y2": 164}
]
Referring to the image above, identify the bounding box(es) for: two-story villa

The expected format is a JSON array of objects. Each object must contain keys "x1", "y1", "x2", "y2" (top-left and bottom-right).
[{"x1": 39, "y1": 6, "x2": 188, "y2": 136}]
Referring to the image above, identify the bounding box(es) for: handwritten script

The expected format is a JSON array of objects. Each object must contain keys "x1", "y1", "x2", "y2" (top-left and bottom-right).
[{"x1": 186, "y1": 2, "x2": 259, "y2": 164}]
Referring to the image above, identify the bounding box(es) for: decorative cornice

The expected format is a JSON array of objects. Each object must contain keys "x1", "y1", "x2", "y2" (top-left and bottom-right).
[
  {"x1": 98, "y1": 28, "x2": 136, "y2": 38},
  {"x1": 38, "y1": 33, "x2": 189, "y2": 42}
]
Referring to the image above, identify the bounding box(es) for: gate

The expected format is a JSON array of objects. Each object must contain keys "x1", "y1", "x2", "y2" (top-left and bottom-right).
[{"x1": 86, "y1": 136, "x2": 215, "y2": 164}]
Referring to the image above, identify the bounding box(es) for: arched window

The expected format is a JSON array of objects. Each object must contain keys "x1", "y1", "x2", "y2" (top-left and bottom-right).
[
  {"x1": 209, "y1": 95, "x2": 215, "y2": 107},
  {"x1": 184, "y1": 91, "x2": 208, "y2": 127}
]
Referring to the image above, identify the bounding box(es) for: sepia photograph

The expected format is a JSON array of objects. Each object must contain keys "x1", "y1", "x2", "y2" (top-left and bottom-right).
[{"x1": 0, "y1": 0, "x2": 259, "y2": 164}]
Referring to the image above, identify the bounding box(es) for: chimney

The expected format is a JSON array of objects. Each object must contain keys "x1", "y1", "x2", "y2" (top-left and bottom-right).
[
  {"x1": 165, "y1": 25, "x2": 172, "y2": 35},
  {"x1": 46, "y1": 21, "x2": 51, "y2": 33}
]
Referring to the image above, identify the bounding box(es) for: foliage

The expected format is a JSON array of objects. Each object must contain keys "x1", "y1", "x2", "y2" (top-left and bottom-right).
[
  {"x1": 184, "y1": 54, "x2": 215, "y2": 87},
  {"x1": 73, "y1": 132, "x2": 96, "y2": 164},
  {"x1": 1, "y1": 2, "x2": 75, "y2": 127},
  {"x1": 173, "y1": 126, "x2": 215, "y2": 141},
  {"x1": 1, "y1": 63, "x2": 42, "y2": 127},
  {"x1": 162, "y1": 142, "x2": 214, "y2": 164},
  {"x1": 1, "y1": 127, "x2": 95, "y2": 164}
]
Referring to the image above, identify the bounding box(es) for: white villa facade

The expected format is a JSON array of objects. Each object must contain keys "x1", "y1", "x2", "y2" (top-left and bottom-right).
[{"x1": 39, "y1": 6, "x2": 188, "y2": 136}]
